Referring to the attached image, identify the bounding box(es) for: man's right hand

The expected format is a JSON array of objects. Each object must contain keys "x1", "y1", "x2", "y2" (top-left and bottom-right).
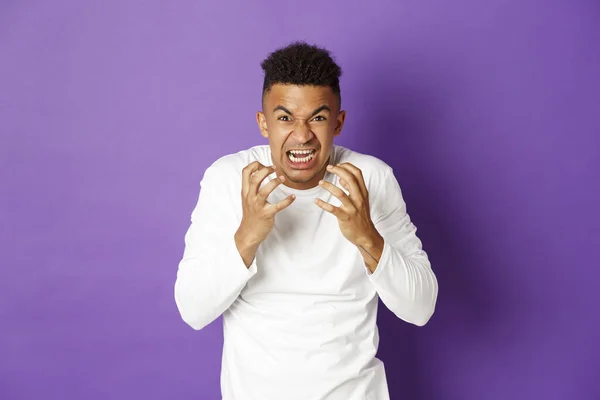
[{"x1": 234, "y1": 161, "x2": 295, "y2": 267}]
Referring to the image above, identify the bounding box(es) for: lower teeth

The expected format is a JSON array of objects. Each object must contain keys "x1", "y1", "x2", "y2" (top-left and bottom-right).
[{"x1": 289, "y1": 153, "x2": 314, "y2": 163}]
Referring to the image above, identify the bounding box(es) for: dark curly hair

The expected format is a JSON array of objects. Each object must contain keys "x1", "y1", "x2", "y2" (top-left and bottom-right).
[{"x1": 260, "y1": 41, "x2": 342, "y2": 103}]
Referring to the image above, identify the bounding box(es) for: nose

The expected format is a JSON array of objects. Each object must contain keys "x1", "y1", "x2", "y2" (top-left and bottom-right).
[{"x1": 290, "y1": 119, "x2": 313, "y2": 143}]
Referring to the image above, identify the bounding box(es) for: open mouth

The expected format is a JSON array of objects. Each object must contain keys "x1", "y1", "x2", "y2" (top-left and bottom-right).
[{"x1": 286, "y1": 149, "x2": 317, "y2": 164}]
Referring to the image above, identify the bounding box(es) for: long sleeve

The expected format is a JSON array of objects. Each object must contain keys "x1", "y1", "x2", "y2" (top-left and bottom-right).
[
  {"x1": 174, "y1": 164, "x2": 257, "y2": 330},
  {"x1": 367, "y1": 167, "x2": 438, "y2": 326}
]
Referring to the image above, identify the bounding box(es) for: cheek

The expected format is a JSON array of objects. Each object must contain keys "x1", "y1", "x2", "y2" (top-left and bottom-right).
[
  {"x1": 314, "y1": 127, "x2": 335, "y2": 144},
  {"x1": 269, "y1": 141, "x2": 287, "y2": 162},
  {"x1": 266, "y1": 131, "x2": 284, "y2": 147}
]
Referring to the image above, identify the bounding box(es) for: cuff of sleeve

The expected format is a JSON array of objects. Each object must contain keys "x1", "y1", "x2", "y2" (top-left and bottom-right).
[
  {"x1": 227, "y1": 235, "x2": 258, "y2": 281},
  {"x1": 366, "y1": 239, "x2": 393, "y2": 281}
]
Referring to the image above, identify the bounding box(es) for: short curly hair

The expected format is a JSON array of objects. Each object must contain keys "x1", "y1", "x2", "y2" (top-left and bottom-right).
[{"x1": 260, "y1": 41, "x2": 342, "y2": 102}]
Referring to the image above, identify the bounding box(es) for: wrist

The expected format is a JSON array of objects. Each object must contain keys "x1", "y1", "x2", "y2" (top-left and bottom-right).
[
  {"x1": 234, "y1": 226, "x2": 261, "y2": 268},
  {"x1": 357, "y1": 227, "x2": 384, "y2": 274},
  {"x1": 357, "y1": 226, "x2": 384, "y2": 251},
  {"x1": 235, "y1": 224, "x2": 261, "y2": 248}
]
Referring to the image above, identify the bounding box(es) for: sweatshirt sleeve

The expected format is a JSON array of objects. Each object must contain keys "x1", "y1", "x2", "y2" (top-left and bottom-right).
[
  {"x1": 174, "y1": 164, "x2": 257, "y2": 330},
  {"x1": 367, "y1": 167, "x2": 438, "y2": 326}
]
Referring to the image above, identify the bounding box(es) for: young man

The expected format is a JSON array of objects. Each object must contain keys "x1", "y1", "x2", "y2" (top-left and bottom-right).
[{"x1": 174, "y1": 42, "x2": 438, "y2": 400}]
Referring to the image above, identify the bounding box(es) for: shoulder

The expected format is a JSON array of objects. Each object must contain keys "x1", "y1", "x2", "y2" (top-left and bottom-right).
[
  {"x1": 333, "y1": 145, "x2": 393, "y2": 188},
  {"x1": 204, "y1": 145, "x2": 271, "y2": 180}
]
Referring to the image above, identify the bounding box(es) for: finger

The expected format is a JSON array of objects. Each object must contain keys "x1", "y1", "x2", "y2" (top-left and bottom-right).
[
  {"x1": 318, "y1": 180, "x2": 353, "y2": 208},
  {"x1": 249, "y1": 165, "x2": 276, "y2": 194},
  {"x1": 242, "y1": 161, "x2": 264, "y2": 197},
  {"x1": 327, "y1": 165, "x2": 362, "y2": 200},
  {"x1": 268, "y1": 194, "x2": 296, "y2": 213},
  {"x1": 339, "y1": 178, "x2": 350, "y2": 192},
  {"x1": 337, "y1": 163, "x2": 368, "y2": 198},
  {"x1": 257, "y1": 175, "x2": 285, "y2": 202},
  {"x1": 314, "y1": 198, "x2": 345, "y2": 218}
]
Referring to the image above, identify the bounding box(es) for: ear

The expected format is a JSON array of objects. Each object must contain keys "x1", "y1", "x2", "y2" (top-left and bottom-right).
[
  {"x1": 333, "y1": 110, "x2": 346, "y2": 137},
  {"x1": 256, "y1": 111, "x2": 269, "y2": 138}
]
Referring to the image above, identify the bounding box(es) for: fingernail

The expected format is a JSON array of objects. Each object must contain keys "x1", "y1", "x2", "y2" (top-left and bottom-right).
[
  {"x1": 318, "y1": 180, "x2": 324, "y2": 185},
  {"x1": 326, "y1": 165, "x2": 333, "y2": 170},
  {"x1": 279, "y1": 175, "x2": 285, "y2": 181}
]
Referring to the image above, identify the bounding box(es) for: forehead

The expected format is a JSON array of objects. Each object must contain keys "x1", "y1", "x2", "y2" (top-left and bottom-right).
[{"x1": 264, "y1": 84, "x2": 337, "y2": 112}]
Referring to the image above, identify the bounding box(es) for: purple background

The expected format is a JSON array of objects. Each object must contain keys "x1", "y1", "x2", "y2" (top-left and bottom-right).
[{"x1": 1, "y1": 1, "x2": 599, "y2": 399}]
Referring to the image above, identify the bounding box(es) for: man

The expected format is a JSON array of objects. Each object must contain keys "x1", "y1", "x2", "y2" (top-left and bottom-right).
[{"x1": 174, "y1": 42, "x2": 438, "y2": 400}]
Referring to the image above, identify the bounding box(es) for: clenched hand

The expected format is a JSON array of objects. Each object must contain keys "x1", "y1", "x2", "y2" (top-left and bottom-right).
[
  {"x1": 314, "y1": 163, "x2": 384, "y2": 272},
  {"x1": 234, "y1": 162, "x2": 295, "y2": 267}
]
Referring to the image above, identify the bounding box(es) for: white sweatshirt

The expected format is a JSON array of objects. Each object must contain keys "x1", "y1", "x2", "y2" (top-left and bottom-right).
[{"x1": 174, "y1": 145, "x2": 438, "y2": 400}]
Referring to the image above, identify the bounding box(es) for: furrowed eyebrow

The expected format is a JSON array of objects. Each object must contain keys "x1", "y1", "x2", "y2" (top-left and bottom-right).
[
  {"x1": 273, "y1": 105, "x2": 293, "y2": 115},
  {"x1": 272, "y1": 105, "x2": 331, "y2": 117},
  {"x1": 310, "y1": 105, "x2": 331, "y2": 116}
]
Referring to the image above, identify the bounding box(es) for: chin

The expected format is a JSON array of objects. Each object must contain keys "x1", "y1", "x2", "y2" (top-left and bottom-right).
[
  {"x1": 287, "y1": 171, "x2": 317, "y2": 184},
  {"x1": 284, "y1": 160, "x2": 325, "y2": 184}
]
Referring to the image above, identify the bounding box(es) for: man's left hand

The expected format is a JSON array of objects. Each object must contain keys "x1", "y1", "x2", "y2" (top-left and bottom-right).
[{"x1": 314, "y1": 163, "x2": 384, "y2": 259}]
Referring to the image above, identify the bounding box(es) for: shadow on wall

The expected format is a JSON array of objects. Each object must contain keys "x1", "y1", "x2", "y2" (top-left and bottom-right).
[{"x1": 348, "y1": 61, "x2": 504, "y2": 399}]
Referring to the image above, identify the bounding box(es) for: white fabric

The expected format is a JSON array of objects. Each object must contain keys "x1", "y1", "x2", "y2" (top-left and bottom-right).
[{"x1": 175, "y1": 145, "x2": 438, "y2": 400}]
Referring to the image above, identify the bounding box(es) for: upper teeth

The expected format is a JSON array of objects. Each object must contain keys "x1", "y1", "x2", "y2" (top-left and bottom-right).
[
  {"x1": 288, "y1": 149, "x2": 315, "y2": 163},
  {"x1": 289, "y1": 150, "x2": 314, "y2": 155}
]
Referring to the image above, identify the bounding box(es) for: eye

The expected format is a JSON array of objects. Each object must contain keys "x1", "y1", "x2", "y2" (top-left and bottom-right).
[
  {"x1": 312, "y1": 115, "x2": 327, "y2": 122},
  {"x1": 278, "y1": 115, "x2": 291, "y2": 121}
]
